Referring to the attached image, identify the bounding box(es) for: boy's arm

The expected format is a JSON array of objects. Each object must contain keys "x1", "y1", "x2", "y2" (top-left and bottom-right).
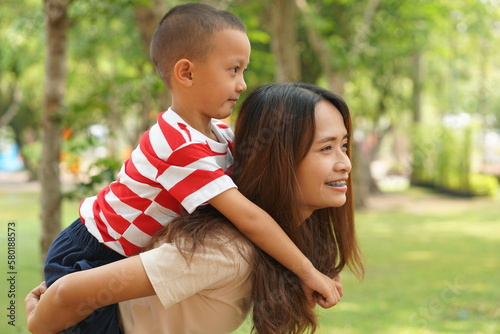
[
  {"x1": 209, "y1": 188, "x2": 341, "y2": 308},
  {"x1": 25, "y1": 256, "x2": 154, "y2": 334}
]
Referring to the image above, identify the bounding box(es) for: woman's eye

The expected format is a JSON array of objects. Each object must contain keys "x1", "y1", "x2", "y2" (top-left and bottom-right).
[{"x1": 320, "y1": 145, "x2": 333, "y2": 152}]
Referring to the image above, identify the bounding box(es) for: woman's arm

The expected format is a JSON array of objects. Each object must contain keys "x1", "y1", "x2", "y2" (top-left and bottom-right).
[{"x1": 25, "y1": 256, "x2": 154, "y2": 334}]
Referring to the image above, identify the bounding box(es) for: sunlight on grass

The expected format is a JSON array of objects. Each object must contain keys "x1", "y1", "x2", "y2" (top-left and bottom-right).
[
  {"x1": 322, "y1": 188, "x2": 500, "y2": 334},
  {"x1": 401, "y1": 251, "x2": 434, "y2": 261}
]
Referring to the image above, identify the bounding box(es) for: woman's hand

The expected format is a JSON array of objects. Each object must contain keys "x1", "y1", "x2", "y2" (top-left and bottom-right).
[
  {"x1": 24, "y1": 282, "x2": 47, "y2": 333},
  {"x1": 300, "y1": 270, "x2": 343, "y2": 309}
]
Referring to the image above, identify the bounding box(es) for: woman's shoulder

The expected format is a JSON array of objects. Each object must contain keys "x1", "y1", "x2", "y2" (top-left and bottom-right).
[
  {"x1": 184, "y1": 232, "x2": 254, "y2": 271},
  {"x1": 142, "y1": 231, "x2": 253, "y2": 277},
  {"x1": 204, "y1": 233, "x2": 254, "y2": 264}
]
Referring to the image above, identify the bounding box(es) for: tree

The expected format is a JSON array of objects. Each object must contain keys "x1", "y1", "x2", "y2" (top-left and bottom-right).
[
  {"x1": 239, "y1": 0, "x2": 301, "y2": 83},
  {"x1": 1, "y1": 0, "x2": 44, "y2": 180},
  {"x1": 133, "y1": 0, "x2": 171, "y2": 138},
  {"x1": 40, "y1": 0, "x2": 70, "y2": 259},
  {"x1": 266, "y1": 0, "x2": 300, "y2": 82},
  {"x1": 296, "y1": 0, "x2": 381, "y2": 94}
]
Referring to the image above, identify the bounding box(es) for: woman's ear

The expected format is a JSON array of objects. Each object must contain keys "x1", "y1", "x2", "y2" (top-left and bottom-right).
[{"x1": 173, "y1": 59, "x2": 193, "y2": 87}]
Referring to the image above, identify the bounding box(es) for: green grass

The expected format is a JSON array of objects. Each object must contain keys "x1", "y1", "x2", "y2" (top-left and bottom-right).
[
  {"x1": 1, "y1": 187, "x2": 499, "y2": 333},
  {"x1": 0, "y1": 191, "x2": 79, "y2": 334},
  {"x1": 313, "y1": 188, "x2": 500, "y2": 334}
]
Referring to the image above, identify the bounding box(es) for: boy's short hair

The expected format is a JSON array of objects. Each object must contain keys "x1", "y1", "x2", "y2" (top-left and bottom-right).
[{"x1": 151, "y1": 3, "x2": 246, "y2": 88}]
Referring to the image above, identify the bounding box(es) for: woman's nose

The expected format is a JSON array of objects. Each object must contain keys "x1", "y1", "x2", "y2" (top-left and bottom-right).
[{"x1": 335, "y1": 153, "x2": 352, "y2": 173}]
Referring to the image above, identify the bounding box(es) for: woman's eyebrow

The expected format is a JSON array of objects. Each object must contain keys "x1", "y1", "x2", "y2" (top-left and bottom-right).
[{"x1": 317, "y1": 133, "x2": 349, "y2": 143}]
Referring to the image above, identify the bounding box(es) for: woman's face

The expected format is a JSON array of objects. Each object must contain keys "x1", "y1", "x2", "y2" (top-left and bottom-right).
[{"x1": 296, "y1": 99, "x2": 352, "y2": 219}]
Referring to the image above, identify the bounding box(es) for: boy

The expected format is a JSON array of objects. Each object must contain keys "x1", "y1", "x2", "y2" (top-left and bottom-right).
[{"x1": 44, "y1": 4, "x2": 339, "y2": 333}]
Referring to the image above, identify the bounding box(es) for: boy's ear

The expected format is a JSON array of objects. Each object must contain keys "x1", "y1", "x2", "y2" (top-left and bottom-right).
[{"x1": 173, "y1": 59, "x2": 194, "y2": 87}]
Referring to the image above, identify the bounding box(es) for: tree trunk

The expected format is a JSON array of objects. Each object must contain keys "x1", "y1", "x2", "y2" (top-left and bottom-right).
[
  {"x1": 267, "y1": 0, "x2": 300, "y2": 82},
  {"x1": 0, "y1": 83, "x2": 21, "y2": 127},
  {"x1": 352, "y1": 141, "x2": 368, "y2": 209},
  {"x1": 133, "y1": 0, "x2": 167, "y2": 59},
  {"x1": 133, "y1": 0, "x2": 170, "y2": 143},
  {"x1": 296, "y1": 0, "x2": 335, "y2": 90},
  {"x1": 40, "y1": 0, "x2": 69, "y2": 261},
  {"x1": 411, "y1": 51, "x2": 423, "y2": 123}
]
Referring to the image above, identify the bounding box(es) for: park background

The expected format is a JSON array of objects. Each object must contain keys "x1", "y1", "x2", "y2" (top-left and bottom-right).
[{"x1": 1, "y1": 0, "x2": 499, "y2": 333}]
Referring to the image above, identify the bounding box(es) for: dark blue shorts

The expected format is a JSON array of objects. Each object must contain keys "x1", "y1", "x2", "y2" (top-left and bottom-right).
[{"x1": 44, "y1": 218, "x2": 126, "y2": 334}]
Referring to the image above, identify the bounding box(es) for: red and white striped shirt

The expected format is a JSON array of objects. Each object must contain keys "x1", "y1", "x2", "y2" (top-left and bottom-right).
[{"x1": 80, "y1": 108, "x2": 236, "y2": 256}]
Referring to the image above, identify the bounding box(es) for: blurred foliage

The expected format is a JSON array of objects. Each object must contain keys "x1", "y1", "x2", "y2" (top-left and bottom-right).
[
  {"x1": 64, "y1": 156, "x2": 122, "y2": 200},
  {"x1": 1, "y1": 0, "x2": 499, "y2": 193},
  {"x1": 412, "y1": 123, "x2": 498, "y2": 197}
]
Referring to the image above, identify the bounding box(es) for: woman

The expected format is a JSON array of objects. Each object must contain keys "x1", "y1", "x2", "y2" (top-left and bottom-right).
[{"x1": 25, "y1": 83, "x2": 364, "y2": 334}]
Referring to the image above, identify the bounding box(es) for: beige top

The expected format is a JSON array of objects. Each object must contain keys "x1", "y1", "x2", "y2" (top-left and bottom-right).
[{"x1": 118, "y1": 236, "x2": 253, "y2": 334}]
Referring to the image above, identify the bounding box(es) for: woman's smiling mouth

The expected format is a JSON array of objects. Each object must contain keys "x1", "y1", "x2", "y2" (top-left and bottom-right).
[{"x1": 325, "y1": 180, "x2": 347, "y2": 187}]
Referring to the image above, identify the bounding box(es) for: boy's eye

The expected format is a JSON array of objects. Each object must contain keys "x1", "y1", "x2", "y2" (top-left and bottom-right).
[{"x1": 231, "y1": 66, "x2": 240, "y2": 73}]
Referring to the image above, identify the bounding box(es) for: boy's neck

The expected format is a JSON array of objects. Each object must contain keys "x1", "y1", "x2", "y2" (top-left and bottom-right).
[{"x1": 171, "y1": 102, "x2": 218, "y2": 141}]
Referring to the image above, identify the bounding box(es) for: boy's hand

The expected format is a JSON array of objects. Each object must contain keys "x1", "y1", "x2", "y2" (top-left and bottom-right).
[
  {"x1": 300, "y1": 270, "x2": 343, "y2": 309},
  {"x1": 24, "y1": 281, "x2": 47, "y2": 332}
]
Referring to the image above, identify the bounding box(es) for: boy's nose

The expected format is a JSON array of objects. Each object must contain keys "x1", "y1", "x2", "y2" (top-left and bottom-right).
[{"x1": 236, "y1": 77, "x2": 247, "y2": 93}]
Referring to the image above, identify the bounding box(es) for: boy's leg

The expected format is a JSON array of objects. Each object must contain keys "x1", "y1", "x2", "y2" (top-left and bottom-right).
[
  {"x1": 44, "y1": 218, "x2": 125, "y2": 286},
  {"x1": 44, "y1": 218, "x2": 126, "y2": 334},
  {"x1": 61, "y1": 305, "x2": 123, "y2": 334}
]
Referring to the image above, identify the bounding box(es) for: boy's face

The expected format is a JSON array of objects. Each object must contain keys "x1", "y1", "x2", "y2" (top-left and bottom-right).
[{"x1": 190, "y1": 29, "x2": 251, "y2": 120}]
